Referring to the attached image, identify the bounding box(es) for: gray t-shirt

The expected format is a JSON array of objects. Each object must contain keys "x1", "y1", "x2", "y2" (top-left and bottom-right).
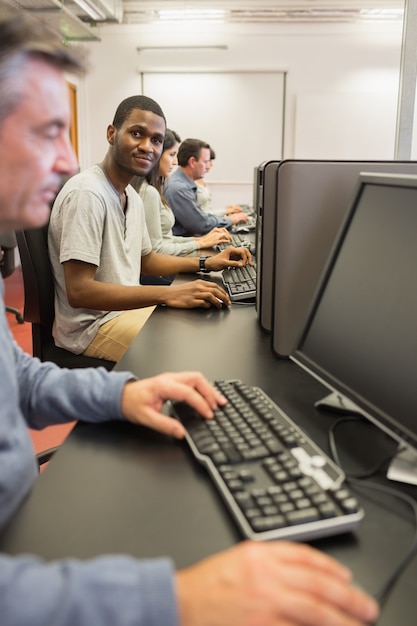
[{"x1": 48, "y1": 165, "x2": 152, "y2": 354}]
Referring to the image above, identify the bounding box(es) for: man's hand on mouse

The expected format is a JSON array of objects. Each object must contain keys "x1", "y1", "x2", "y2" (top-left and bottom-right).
[{"x1": 163, "y1": 279, "x2": 231, "y2": 309}]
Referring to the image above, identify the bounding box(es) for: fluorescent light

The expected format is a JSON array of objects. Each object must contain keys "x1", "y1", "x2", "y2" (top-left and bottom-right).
[
  {"x1": 72, "y1": 0, "x2": 107, "y2": 21},
  {"x1": 360, "y1": 8, "x2": 404, "y2": 20},
  {"x1": 136, "y1": 45, "x2": 228, "y2": 53},
  {"x1": 158, "y1": 9, "x2": 226, "y2": 22}
]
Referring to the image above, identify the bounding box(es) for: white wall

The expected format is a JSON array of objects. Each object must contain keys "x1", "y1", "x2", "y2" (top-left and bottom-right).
[{"x1": 75, "y1": 18, "x2": 405, "y2": 205}]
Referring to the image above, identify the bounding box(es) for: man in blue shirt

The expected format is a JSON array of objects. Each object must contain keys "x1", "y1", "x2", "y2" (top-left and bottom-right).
[
  {"x1": 165, "y1": 138, "x2": 249, "y2": 236},
  {"x1": 0, "y1": 8, "x2": 379, "y2": 626}
]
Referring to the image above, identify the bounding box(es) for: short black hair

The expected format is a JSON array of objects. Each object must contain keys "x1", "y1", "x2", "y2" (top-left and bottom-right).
[
  {"x1": 177, "y1": 138, "x2": 210, "y2": 168},
  {"x1": 112, "y1": 95, "x2": 166, "y2": 129}
]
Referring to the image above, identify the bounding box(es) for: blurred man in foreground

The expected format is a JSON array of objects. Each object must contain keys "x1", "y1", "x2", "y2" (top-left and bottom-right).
[{"x1": 0, "y1": 8, "x2": 379, "y2": 626}]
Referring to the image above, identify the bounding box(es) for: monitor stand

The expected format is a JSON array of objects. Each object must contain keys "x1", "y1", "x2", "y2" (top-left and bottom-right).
[
  {"x1": 315, "y1": 392, "x2": 417, "y2": 486},
  {"x1": 387, "y1": 448, "x2": 417, "y2": 486},
  {"x1": 314, "y1": 391, "x2": 364, "y2": 415}
]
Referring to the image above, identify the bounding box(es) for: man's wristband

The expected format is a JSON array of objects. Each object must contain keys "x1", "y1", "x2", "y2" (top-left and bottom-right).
[{"x1": 199, "y1": 255, "x2": 210, "y2": 273}]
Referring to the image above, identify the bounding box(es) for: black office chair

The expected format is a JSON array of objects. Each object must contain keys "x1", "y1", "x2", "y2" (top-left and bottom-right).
[
  {"x1": 36, "y1": 446, "x2": 59, "y2": 470},
  {"x1": 16, "y1": 224, "x2": 115, "y2": 370},
  {"x1": 0, "y1": 231, "x2": 24, "y2": 324}
]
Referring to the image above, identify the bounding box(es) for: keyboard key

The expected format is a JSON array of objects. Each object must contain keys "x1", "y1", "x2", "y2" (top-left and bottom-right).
[{"x1": 287, "y1": 508, "x2": 321, "y2": 525}]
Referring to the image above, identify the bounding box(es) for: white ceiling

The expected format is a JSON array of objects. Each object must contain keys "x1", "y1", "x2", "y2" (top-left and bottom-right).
[{"x1": 6, "y1": 0, "x2": 406, "y2": 41}]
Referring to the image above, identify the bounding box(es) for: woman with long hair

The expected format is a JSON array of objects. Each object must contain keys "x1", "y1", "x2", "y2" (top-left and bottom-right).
[{"x1": 132, "y1": 130, "x2": 231, "y2": 262}]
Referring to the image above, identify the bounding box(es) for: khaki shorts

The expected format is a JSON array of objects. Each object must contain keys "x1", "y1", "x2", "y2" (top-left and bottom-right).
[{"x1": 83, "y1": 306, "x2": 155, "y2": 362}]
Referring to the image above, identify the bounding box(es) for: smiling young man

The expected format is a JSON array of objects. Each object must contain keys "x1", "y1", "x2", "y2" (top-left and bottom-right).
[{"x1": 48, "y1": 96, "x2": 252, "y2": 362}]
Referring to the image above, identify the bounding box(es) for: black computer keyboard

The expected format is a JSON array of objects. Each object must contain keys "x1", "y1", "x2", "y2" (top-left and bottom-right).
[
  {"x1": 221, "y1": 263, "x2": 257, "y2": 301},
  {"x1": 171, "y1": 379, "x2": 364, "y2": 542},
  {"x1": 236, "y1": 205, "x2": 257, "y2": 230},
  {"x1": 217, "y1": 233, "x2": 256, "y2": 255}
]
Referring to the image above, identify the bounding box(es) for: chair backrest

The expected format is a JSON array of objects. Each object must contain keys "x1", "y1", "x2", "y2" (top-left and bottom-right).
[
  {"x1": 16, "y1": 225, "x2": 115, "y2": 370},
  {"x1": 0, "y1": 231, "x2": 18, "y2": 279},
  {"x1": 16, "y1": 224, "x2": 53, "y2": 327}
]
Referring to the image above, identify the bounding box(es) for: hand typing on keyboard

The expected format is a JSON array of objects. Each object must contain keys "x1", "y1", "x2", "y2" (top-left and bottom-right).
[
  {"x1": 172, "y1": 380, "x2": 363, "y2": 541},
  {"x1": 176, "y1": 540, "x2": 379, "y2": 626},
  {"x1": 124, "y1": 375, "x2": 379, "y2": 626},
  {"x1": 202, "y1": 246, "x2": 253, "y2": 272},
  {"x1": 195, "y1": 227, "x2": 232, "y2": 249},
  {"x1": 121, "y1": 371, "x2": 227, "y2": 439}
]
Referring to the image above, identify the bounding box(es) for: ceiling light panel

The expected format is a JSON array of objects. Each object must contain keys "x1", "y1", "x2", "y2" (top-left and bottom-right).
[
  {"x1": 122, "y1": 1, "x2": 405, "y2": 24},
  {"x1": 158, "y1": 9, "x2": 226, "y2": 21}
]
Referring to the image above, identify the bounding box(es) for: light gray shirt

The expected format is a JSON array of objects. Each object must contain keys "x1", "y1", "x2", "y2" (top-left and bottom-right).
[
  {"x1": 139, "y1": 180, "x2": 198, "y2": 256},
  {"x1": 196, "y1": 183, "x2": 227, "y2": 217},
  {"x1": 48, "y1": 165, "x2": 152, "y2": 354}
]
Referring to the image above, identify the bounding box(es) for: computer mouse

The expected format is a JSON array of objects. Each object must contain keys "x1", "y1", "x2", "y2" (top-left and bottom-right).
[
  {"x1": 214, "y1": 296, "x2": 231, "y2": 309},
  {"x1": 234, "y1": 225, "x2": 250, "y2": 234}
]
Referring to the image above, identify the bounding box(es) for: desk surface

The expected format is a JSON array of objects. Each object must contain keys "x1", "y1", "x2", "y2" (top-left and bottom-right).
[{"x1": 1, "y1": 295, "x2": 416, "y2": 624}]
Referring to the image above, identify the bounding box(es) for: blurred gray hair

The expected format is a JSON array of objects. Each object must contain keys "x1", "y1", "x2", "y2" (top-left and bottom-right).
[{"x1": 0, "y1": 7, "x2": 86, "y2": 121}]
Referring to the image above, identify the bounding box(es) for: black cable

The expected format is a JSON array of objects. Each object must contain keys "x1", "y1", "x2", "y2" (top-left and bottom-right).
[
  {"x1": 328, "y1": 416, "x2": 417, "y2": 606},
  {"x1": 347, "y1": 476, "x2": 417, "y2": 605}
]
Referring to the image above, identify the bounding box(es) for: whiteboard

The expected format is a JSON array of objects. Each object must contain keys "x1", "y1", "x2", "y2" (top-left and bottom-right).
[{"x1": 142, "y1": 72, "x2": 285, "y2": 184}]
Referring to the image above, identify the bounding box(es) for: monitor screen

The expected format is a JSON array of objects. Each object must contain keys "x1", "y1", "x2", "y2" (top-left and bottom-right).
[{"x1": 292, "y1": 173, "x2": 417, "y2": 455}]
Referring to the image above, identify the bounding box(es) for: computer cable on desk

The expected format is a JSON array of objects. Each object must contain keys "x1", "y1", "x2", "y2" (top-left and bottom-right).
[{"x1": 328, "y1": 415, "x2": 417, "y2": 607}]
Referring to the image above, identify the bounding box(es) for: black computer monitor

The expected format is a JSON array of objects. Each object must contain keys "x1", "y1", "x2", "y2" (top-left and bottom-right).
[
  {"x1": 292, "y1": 172, "x2": 417, "y2": 485},
  {"x1": 272, "y1": 159, "x2": 417, "y2": 357}
]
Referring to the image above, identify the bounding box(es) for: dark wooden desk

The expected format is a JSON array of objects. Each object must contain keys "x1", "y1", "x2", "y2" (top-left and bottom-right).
[{"x1": 1, "y1": 298, "x2": 416, "y2": 625}]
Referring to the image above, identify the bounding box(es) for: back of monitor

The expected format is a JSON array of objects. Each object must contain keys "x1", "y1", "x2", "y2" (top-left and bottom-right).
[
  {"x1": 254, "y1": 160, "x2": 280, "y2": 332},
  {"x1": 272, "y1": 159, "x2": 417, "y2": 358}
]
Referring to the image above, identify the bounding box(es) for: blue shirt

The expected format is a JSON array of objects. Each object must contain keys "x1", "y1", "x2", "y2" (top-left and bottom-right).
[
  {"x1": 164, "y1": 168, "x2": 232, "y2": 235},
  {"x1": 0, "y1": 278, "x2": 178, "y2": 626}
]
